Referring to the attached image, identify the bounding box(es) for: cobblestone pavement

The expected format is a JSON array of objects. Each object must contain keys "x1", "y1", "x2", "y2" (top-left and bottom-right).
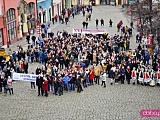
[{"x1": 1, "y1": 5, "x2": 160, "y2": 120}]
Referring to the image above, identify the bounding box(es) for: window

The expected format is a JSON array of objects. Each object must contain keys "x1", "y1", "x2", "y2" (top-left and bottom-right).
[
  {"x1": 27, "y1": 2, "x2": 35, "y2": 14},
  {"x1": 7, "y1": 21, "x2": 16, "y2": 41},
  {"x1": 7, "y1": 8, "x2": 15, "y2": 22},
  {"x1": 7, "y1": 8, "x2": 16, "y2": 41}
]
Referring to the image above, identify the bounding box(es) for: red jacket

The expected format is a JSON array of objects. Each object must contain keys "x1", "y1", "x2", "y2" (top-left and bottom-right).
[
  {"x1": 42, "y1": 80, "x2": 48, "y2": 91},
  {"x1": 89, "y1": 70, "x2": 94, "y2": 80}
]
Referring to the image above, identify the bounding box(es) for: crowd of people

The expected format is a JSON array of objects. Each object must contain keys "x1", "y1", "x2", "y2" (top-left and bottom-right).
[{"x1": 0, "y1": 5, "x2": 160, "y2": 97}]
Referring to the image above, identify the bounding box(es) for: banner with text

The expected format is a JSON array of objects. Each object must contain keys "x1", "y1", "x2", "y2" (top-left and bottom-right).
[
  {"x1": 73, "y1": 28, "x2": 106, "y2": 34},
  {"x1": 12, "y1": 73, "x2": 38, "y2": 82}
]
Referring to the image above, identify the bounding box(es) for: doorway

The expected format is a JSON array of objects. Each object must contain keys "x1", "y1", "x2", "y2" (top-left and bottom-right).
[
  {"x1": 0, "y1": 29, "x2": 3, "y2": 46},
  {"x1": 43, "y1": 10, "x2": 46, "y2": 23},
  {"x1": 118, "y1": 0, "x2": 121, "y2": 5},
  {"x1": 101, "y1": 0, "x2": 106, "y2": 4},
  {"x1": 20, "y1": 14, "x2": 25, "y2": 36},
  {"x1": 91, "y1": 0, "x2": 96, "y2": 6},
  {"x1": 49, "y1": 8, "x2": 52, "y2": 21}
]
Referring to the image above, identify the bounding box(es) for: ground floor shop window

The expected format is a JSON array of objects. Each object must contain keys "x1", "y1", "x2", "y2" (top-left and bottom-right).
[{"x1": 7, "y1": 21, "x2": 17, "y2": 41}]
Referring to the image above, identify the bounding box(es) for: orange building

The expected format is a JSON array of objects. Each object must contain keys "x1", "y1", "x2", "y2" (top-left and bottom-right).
[{"x1": 0, "y1": 0, "x2": 37, "y2": 46}]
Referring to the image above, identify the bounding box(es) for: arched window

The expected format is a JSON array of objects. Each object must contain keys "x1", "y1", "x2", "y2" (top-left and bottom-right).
[
  {"x1": 7, "y1": 8, "x2": 15, "y2": 22},
  {"x1": 27, "y1": 2, "x2": 35, "y2": 14},
  {"x1": 7, "y1": 8, "x2": 16, "y2": 42}
]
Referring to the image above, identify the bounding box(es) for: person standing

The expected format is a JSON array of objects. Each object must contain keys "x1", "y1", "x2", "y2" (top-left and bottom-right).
[
  {"x1": 7, "y1": 76, "x2": 14, "y2": 95},
  {"x1": 131, "y1": 67, "x2": 136, "y2": 85},
  {"x1": 130, "y1": 21, "x2": 134, "y2": 29},
  {"x1": 100, "y1": 18, "x2": 104, "y2": 26},
  {"x1": 86, "y1": 14, "x2": 88, "y2": 21},
  {"x1": 62, "y1": 74, "x2": 70, "y2": 91},
  {"x1": 65, "y1": 17, "x2": 68, "y2": 25},
  {"x1": 109, "y1": 19, "x2": 113, "y2": 27},
  {"x1": 36, "y1": 74, "x2": 43, "y2": 96},
  {"x1": 126, "y1": 66, "x2": 131, "y2": 84},
  {"x1": 0, "y1": 75, "x2": 3, "y2": 94},
  {"x1": 42, "y1": 75, "x2": 48, "y2": 97},
  {"x1": 72, "y1": 12, "x2": 75, "y2": 19},
  {"x1": 54, "y1": 77, "x2": 59, "y2": 95},
  {"x1": 85, "y1": 21, "x2": 88, "y2": 29},
  {"x1": 76, "y1": 75, "x2": 83, "y2": 93},
  {"x1": 57, "y1": 74, "x2": 63, "y2": 96},
  {"x1": 55, "y1": 14, "x2": 58, "y2": 22},
  {"x1": 88, "y1": 13, "x2": 91, "y2": 21},
  {"x1": 26, "y1": 34, "x2": 30, "y2": 44},
  {"x1": 95, "y1": 19, "x2": 99, "y2": 28},
  {"x1": 52, "y1": 17, "x2": 54, "y2": 24},
  {"x1": 101, "y1": 72, "x2": 107, "y2": 87},
  {"x1": 89, "y1": 68, "x2": 94, "y2": 85},
  {"x1": 120, "y1": 66, "x2": 126, "y2": 84},
  {"x1": 82, "y1": 21, "x2": 86, "y2": 29},
  {"x1": 83, "y1": 10, "x2": 85, "y2": 17},
  {"x1": 31, "y1": 35, "x2": 36, "y2": 46},
  {"x1": 30, "y1": 72, "x2": 36, "y2": 90},
  {"x1": 24, "y1": 60, "x2": 28, "y2": 74},
  {"x1": 94, "y1": 66, "x2": 101, "y2": 85}
]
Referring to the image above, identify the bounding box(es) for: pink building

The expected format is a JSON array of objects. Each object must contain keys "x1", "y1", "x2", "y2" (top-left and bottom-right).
[{"x1": 0, "y1": 0, "x2": 37, "y2": 46}]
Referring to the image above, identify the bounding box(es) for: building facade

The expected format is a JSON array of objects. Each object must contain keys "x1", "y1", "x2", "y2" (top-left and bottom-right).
[
  {"x1": 63, "y1": 0, "x2": 72, "y2": 8},
  {"x1": 37, "y1": 0, "x2": 53, "y2": 23},
  {"x1": 0, "y1": 0, "x2": 3, "y2": 46},
  {"x1": 52, "y1": 0, "x2": 62, "y2": 17},
  {"x1": 0, "y1": 0, "x2": 37, "y2": 46}
]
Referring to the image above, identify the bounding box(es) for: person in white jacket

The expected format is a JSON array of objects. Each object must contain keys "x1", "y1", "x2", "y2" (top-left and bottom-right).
[{"x1": 101, "y1": 72, "x2": 107, "y2": 88}]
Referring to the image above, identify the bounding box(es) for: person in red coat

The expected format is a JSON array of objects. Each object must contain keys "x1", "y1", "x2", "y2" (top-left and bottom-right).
[
  {"x1": 89, "y1": 69, "x2": 94, "y2": 85},
  {"x1": 42, "y1": 76, "x2": 48, "y2": 97}
]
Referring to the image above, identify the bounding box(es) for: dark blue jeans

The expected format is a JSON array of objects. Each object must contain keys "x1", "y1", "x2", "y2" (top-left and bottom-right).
[{"x1": 69, "y1": 83, "x2": 75, "y2": 91}]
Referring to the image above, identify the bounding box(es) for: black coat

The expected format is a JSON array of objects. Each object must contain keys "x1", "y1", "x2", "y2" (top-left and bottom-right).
[
  {"x1": 36, "y1": 77, "x2": 43, "y2": 87},
  {"x1": 36, "y1": 68, "x2": 41, "y2": 75},
  {"x1": 0, "y1": 77, "x2": 3, "y2": 87},
  {"x1": 126, "y1": 70, "x2": 131, "y2": 80}
]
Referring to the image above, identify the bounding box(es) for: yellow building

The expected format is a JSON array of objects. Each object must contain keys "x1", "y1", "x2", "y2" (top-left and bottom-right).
[
  {"x1": 82, "y1": 0, "x2": 90, "y2": 5},
  {"x1": 95, "y1": 0, "x2": 100, "y2": 5},
  {"x1": 115, "y1": 0, "x2": 123, "y2": 5},
  {"x1": 71, "y1": 0, "x2": 78, "y2": 5}
]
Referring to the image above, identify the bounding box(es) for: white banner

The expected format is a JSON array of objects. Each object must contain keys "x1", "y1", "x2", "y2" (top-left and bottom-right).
[
  {"x1": 12, "y1": 73, "x2": 38, "y2": 82},
  {"x1": 73, "y1": 28, "x2": 106, "y2": 34}
]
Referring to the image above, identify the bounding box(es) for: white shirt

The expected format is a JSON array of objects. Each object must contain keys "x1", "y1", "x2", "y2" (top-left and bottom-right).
[{"x1": 101, "y1": 73, "x2": 107, "y2": 81}]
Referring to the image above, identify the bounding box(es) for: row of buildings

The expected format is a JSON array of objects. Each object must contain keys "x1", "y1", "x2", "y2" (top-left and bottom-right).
[{"x1": 0, "y1": 0, "x2": 131, "y2": 46}]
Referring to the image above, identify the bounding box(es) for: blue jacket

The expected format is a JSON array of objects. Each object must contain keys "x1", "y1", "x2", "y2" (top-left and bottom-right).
[
  {"x1": 62, "y1": 76, "x2": 70, "y2": 85},
  {"x1": 120, "y1": 68, "x2": 126, "y2": 75},
  {"x1": 12, "y1": 52, "x2": 17, "y2": 59},
  {"x1": 145, "y1": 53, "x2": 150, "y2": 61},
  {"x1": 38, "y1": 51, "x2": 43, "y2": 58}
]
